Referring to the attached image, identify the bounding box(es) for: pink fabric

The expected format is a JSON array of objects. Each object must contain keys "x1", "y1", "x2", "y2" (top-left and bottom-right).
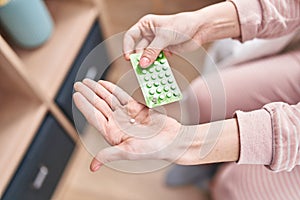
[
  {"x1": 205, "y1": 0, "x2": 300, "y2": 199},
  {"x1": 236, "y1": 102, "x2": 300, "y2": 171},
  {"x1": 229, "y1": 0, "x2": 300, "y2": 172},
  {"x1": 229, "y1": 0, "x2": 300, "y2": 42},
  {"x1": 264, "y1": 102, "x2": 300, "y2": 171},
  {"x1": 211, "y1": 164, "x2": 300, "y2": 200},
  {"x1": 235, "y1": 109, "x2": 272, "y2": 165},
  {"x1": 183, "y1": 0, "x2": 300, "y2": 198}
]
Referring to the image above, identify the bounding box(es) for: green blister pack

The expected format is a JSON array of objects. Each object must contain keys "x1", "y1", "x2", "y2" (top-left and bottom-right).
[{"x1": 130, "y1": 52, "x2": 183, "y2": 108}]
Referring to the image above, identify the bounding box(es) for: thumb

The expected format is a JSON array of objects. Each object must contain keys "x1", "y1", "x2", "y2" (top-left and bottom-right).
[
  {"x1": 139, "y1": 36, "x2": 168, "y2": 68},
  {"x1": 90, "y1": 146, "x2": 125, "y2": 172}
]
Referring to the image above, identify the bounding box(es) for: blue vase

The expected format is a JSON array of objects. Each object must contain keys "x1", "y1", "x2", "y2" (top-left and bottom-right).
[{"x1": 0, "y1": 0, "x2": 53, "y2": 48}]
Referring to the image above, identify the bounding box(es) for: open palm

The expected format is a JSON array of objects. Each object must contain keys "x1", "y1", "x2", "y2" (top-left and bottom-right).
[{"x1": 73, "y1": 79, "x2": 181, "y2": 171}]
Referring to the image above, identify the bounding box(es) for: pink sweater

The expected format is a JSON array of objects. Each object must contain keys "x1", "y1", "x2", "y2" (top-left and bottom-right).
[
  {"x1": 211, "y1": 1, "x2": 300, "y2": 199},
  {"x1": 229, "y1": 0, "x2": 300, "y2": 171}
]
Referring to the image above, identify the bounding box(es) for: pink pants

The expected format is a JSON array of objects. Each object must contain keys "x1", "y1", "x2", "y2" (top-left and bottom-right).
[{"x1": 185, "y1": 49, "x2": 300, "y2": 199}]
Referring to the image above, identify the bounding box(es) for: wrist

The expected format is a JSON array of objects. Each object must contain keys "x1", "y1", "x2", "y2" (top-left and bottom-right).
[
  {"x1": 172, "y1": 119, "x2": 240, "y2": 165},
  {"x1": 196, "y1": 1, "x2": 241, "y2": 43}
]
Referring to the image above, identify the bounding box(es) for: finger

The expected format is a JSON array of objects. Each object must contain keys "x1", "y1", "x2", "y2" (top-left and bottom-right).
[
  {"x1": 90, "y1": 146, "x2": 126, "y2": 172},
  {"x1": 135, "y1": 38, "x2": 150, "y2": 54},
  {"x1": 140, "y1": 36, "x2": 169, "y2": 68},
  {"x1": 123, "y1": 25, "x2": 142, "y2": 60},
  {"x1": 74, "y1": 82, "x2": 112, "y2": 119},
  {"x1": 133, "y1": 106, "x2": 150, "y2": 124},
  {"x1": 99, "y1": 80, "x2": 145, "y2": 116},
  {"x1": 98, "y1": 80, "x2": 136, "y2": 106},
  {"x1": 73, "y1": 92, "x2": 107, "y2": 133},
  {"x1": 82, "y1": 79, "x2": 121, "y2": 110}
]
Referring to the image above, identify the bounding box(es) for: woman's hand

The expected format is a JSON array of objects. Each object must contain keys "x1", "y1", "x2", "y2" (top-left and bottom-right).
[
  {"x1": 73, "y1": 79, "x2": 240, "y2": 171},
  {"x1": 73, "y1": 79, "x2": 183, "y2": 172},
  {"x1": 123, "y1": 1, "x2": 240, "y2": 68}
]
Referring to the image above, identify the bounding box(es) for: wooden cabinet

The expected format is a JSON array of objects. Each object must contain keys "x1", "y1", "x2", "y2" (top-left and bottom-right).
[
  {"x1": 2, "y1": 114, "x2": 75, "y2": 200},
  {"x1": 0, "y1": 0, "x2": 100, "y2": 198}
]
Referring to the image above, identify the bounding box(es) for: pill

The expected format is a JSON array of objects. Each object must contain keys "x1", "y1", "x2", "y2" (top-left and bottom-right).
[
  {"x1": 159, "y1": 94, "x2": 165, "y2": 100},
  {"x1": 146, "y1": 83, "x2": 152, "y2": 88},
  {"x1": 151, "y1": 74, "x2": 156, "y2": 80},
  {"x1": 142, "y1": 69, "x2": 147, "y2": 74},
  {"x1": 156, "y1": 88, "x2": 162, "y2": 93},
  {"x1": 164, "y1": 86, "x2": 170, "y2": 92},
  {"x1": 167, "y1": 93, "x2": 172, "y2": 98},
  {"x1": 168, "y1": 79, "x2": 173, "y2": 83},
  {"x1": 171, "y1": 85, "x2": 176, "y2": 90},
  {"x1": 152, "y1": 97, "x2": 158, "y2": 103},
  {"x1": 156, "y1": 66, "x2": 161, "y2": 72},
  {"x1": 161, "y1": 80, "x2": 167, "y2": 85},
  {"x1": 174, "y1": 92, "x2": 179, "y2": 96},
  {"x1": 158, "y1": 73, "x2": 164, "y2": 79},
  {"x1": 154, "y1": 82, "x2": 159, "y2": 87},
  {"x1": 165, "y1": 72, "x2": 171, "y2": 77},
  {"x1": 130, "y1": 118, "x2": 136, "y2": 124},
  {"x1": 149, "y1": 89, "x2": 155, "y2": 95},
  {"x1": 158, "y1": 53, "x2": 163, "y2": 58},
  {"x1": 154, "y1": 61, "x2": 159, "y2": 65},
  {"x1": 160, "y1": 60, "x2": 166, "y2": 64},
  {"x1": 144, "y1": 76, "x2": 150, "y2": 81},
  {"x1": 162, "y1": 65, "x2": 168, "y2": 70},
  {"x1": 149, "y1": 68, "x2": 154, "y2": 73}
]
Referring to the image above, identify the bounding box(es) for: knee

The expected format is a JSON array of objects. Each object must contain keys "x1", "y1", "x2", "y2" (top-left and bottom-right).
[{"x1": 182, "y1": 77, "x2": 212, "y2": 124}]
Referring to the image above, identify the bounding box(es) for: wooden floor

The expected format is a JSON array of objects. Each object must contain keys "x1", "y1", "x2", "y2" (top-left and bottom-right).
[
  {"x1": 52, "y1": 127, "x2": 208, "y2": 200},
  {"x1": 52, "y1": 0, "x2": 221, "y2": 199}
]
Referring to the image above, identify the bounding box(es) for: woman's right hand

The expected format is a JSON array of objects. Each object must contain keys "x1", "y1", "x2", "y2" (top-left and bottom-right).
[{"x1": 123, "y1": 1, "x2": 240, "y2": 68}]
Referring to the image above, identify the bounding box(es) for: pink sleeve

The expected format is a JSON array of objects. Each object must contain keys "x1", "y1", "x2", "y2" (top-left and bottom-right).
[
  {"x1": 228, "y1": 0, "x2": 300, "y2": 42},
  {"x1": 236, "y1": 102, "x2": 300, "y2": 172}
]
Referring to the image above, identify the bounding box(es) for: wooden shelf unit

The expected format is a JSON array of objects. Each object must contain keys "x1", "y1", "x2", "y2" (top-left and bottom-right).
[
  {"x1": 0, "y1": 0, "x2": 98, "y2": 197},
  {"x1": 13, "y1": 0, "x2": 98, "y2": 100}
]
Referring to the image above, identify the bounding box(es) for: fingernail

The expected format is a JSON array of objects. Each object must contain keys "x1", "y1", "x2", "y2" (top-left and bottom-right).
[
  {"x1": 125, "y1": 54, "x2": 130, "y2": 60},
  {"x1": 92, "y1": 163, "x2": 101, "y2": 172},
  {"x1": 73, "y1": 82, "x2": 80, "y2": 90},
  {"x1": 140, "y1": 57, "x2": 151, "y2": 67}
]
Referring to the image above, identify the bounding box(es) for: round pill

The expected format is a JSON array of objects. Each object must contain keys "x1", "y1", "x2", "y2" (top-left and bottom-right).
[
  {"x1": 149, "y1": 89, "x2": 155, "y2": 95},
  {"x1": 160, "y1": 60, "x2": 166, "y2": 64},
  {"x1": 167, "y1": 93, "x2": 172, "y2": 98},
  {"x1": 154, "y1": 82, "x2": 159, "y2": 87},
  {"x1": 129, "y1": 118, "x2": 136, "y2": 124},
  {"x1": 165, "y1": 72, "x2": 171, "y2": 77},
  {"x1": 151, "y1": 74, "x2": 156, "y2": 80},
  {"x1": 156, "y1": 88, "x2": 162, "y2": 93},
  {"x1": 158, "y1": 73, "x2": 164, "y2": 79},
  {"x1": 168, "y1": 79, "x2": 173, "y2": 83},
  {"x1": 146, "y1": 83, "x2": 152, "y2": 88},
  {"x1": 164, "y1": 86, "x2": 170, "y2": 92},
  {"x1": 161, "y1": 80, "x2": 167, "y2": 85},
  {"x1": 152, "y1": 97, "x2": 158, "y2": 103},
  {"x1": 171, "y1": 85, "x2": 176, "y2": 90},
  {"x1": 144, "y1": 76, "x2": 150, "y2": 81},
  {"x1": 142, "y1": 69, "x2": 147, "y2": 74},
  {"x1": 154, "y1": 61, "x2": 159, "y2": 65},
  {"x1": 149, "y1": 68, "x2": 154, "y2": 73},
  {"x1": 159, "y1": 53, "x2": 163, "y2": 58},
  {"x1": 156, "y1": 66, "x2": 161, "y2": 72},
  {"x1": 162, "y1": 65, "x2": 168, "y2": 70},
  {"x1": 159, "y1": 94, "x2": 165, "y2": 100},
  {"x1": 173, "y1": 92, "x2": 179, "y2": 96}
]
